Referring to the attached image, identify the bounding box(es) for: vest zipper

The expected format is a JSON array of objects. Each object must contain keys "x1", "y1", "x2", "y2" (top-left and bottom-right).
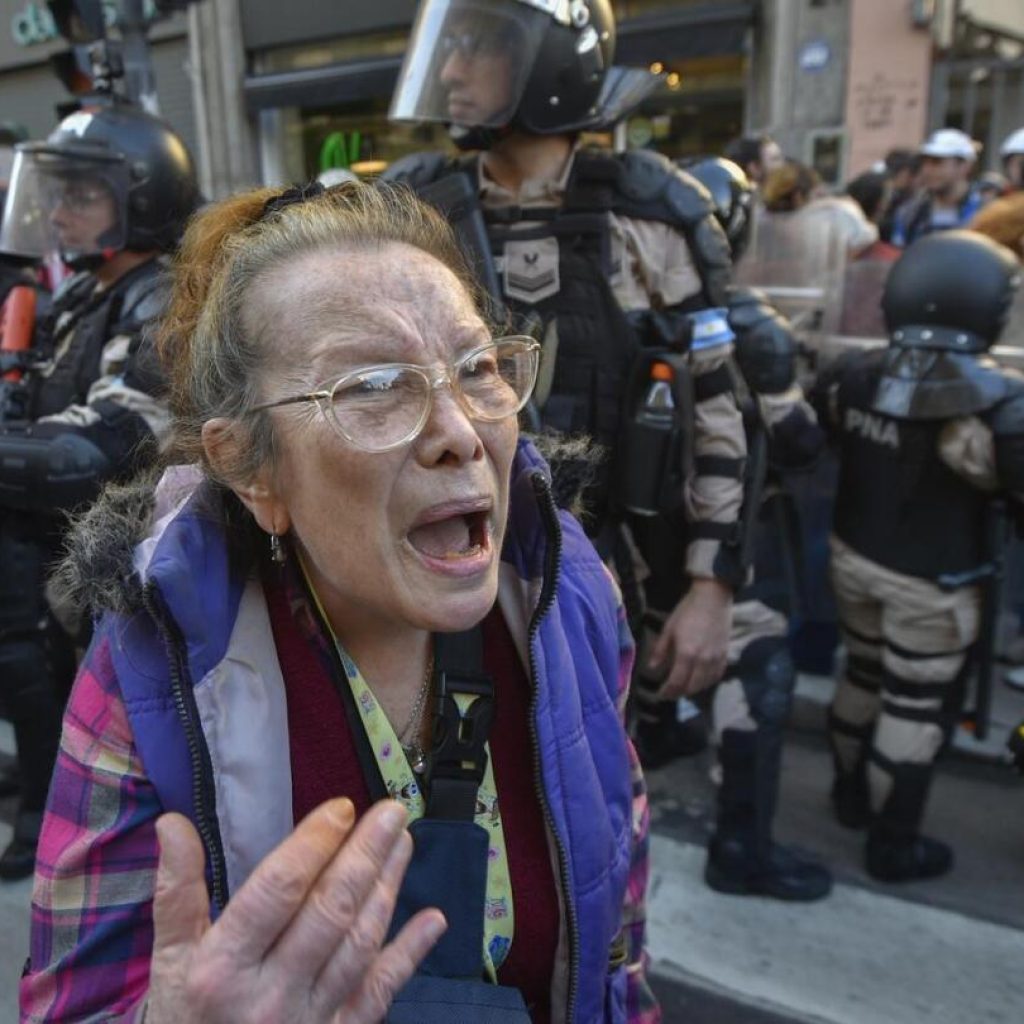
[
  {"x1": 142, "y1": 580, "x2": 229, "y2": 911},
  {"x1": 524, "y1": 469, "x2": 580, "y2": 1024}
]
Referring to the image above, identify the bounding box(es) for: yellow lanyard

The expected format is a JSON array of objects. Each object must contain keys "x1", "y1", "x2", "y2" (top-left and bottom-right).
[{"x1": 297, "y1": 558, "x2": 515, "y2": 978}]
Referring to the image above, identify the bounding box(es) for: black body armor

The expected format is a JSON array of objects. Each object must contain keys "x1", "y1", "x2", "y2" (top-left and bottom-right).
[
  {"x1": 0, "y1": 258, "x2": 167, "y2": 513},
  {"x1": 831, "y1": 350, "x2": 1024, "y2": 579},
  {"x1": 728, "y1": 286, "x2": 796, "y2": 395}
]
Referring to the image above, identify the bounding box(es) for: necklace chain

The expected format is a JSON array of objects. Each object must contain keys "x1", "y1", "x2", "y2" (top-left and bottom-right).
[{"x1": 398, "y1": 647, "x2": 434, "y2": 772}]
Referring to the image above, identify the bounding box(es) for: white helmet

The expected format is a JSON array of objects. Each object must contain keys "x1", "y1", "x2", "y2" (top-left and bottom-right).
[
  {"x1": 920, "y1": 128, "x2": 979, "y2": 162},
  {"x1": 1000, "y1": 127, "x2": 1024, "y2": 158}
]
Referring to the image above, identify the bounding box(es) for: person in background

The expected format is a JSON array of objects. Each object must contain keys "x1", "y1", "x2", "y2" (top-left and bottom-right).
[
  {"x1": 970, "y1": 127, "x2": 1024, "y2": 259},
  {"x1": 840, "y1": 170, "x2": 902, "y2": 338},
  {"x1": 890, "y1": 129, "x2": 983, "y2": 247},
  {"x1": 845, "y1": 171, "x2": 901, "y2": 263},
  {"x1": 761, "y1": 161, "x2": 821, "y2": 214},
  {"x1": 682, "y1": 156, "x2": 832, "y2": 901},
  {"x1": 811, "y1": 231, "x2": 1024, "y2": 882},
  {"x1": 977, "y1": 170, "x2": 1010, "y2": 205},
  {"x1": 0, "y1": 102, "x2": 198, "y2": 880},
  {"x1": 878, "y1": 148, "x2": 921, "y2": 244},
  {"x1": 762, "y1": 161, "x2": 877, "y2": 260},
  {"x1": 21, "y1": 180, "x2": 658, "y2": 1024},
  {"x1": 384, "y1": 0, "x2": 746, "y2": 774},
  {"x1": 724, "y1": 134, "x2": 786, "y2": 189}
]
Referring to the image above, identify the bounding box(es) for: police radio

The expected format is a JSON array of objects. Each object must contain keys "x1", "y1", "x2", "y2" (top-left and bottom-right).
[{"x1": 0, "y1": 284, "x2": 35, "y2": 379}]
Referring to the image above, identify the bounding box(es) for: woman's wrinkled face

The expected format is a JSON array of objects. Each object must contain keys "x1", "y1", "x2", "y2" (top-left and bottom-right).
[{"x1": 247, "y1": 243, "x2": 518, "y2": 640}]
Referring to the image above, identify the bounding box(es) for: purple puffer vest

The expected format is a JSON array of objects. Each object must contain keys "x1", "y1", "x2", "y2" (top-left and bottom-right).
[{"x1": 109, "y1": 439, "x2": 634, "y2": 1024}]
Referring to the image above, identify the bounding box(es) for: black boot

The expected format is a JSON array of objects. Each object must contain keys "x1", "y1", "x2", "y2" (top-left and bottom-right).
[
  {"x1": 705, "y1": 730, "x2": 832, "y2": 901},
  {"x1": 827, "y1": 712, "x2": 874, "y2": 829},
  {"x1": 865, "y1": 760, "x2": 953, "y2": 883},
  {"x1": 0, "y1": 633, "x2": 70, "y2": 883},
  {"x1": 831, "y1": 771, "x2": 872, "y2": 830},
  {"x1": 0, "y1": 808, "x2": 41, "y2": 880}
]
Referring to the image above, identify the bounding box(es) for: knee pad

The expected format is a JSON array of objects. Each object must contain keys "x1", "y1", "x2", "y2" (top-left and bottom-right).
[{"x1": 737, "y1": 636, "x2": 796, "y2": 730}]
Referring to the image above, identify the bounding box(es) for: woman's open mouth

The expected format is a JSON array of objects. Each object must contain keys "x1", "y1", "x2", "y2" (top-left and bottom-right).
[{"x1": 407, "y1": 504, "x2": 493, "y2": 577}]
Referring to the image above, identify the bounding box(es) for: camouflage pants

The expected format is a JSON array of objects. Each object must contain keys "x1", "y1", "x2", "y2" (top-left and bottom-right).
[{"x1": 828, "y1": 536, "x2": 981, "y2": 811}]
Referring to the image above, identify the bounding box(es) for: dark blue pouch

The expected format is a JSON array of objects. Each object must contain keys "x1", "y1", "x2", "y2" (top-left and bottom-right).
[{"x1": 385, "y1": 818, "x2": 531, "y2": 1023}]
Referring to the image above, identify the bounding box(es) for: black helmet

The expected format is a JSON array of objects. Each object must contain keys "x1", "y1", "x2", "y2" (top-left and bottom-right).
[
  {"x1": 390, "y1": 0, "x2": 615, "y2": 148},
  {"x1": 681, "y1": 156, "x2": 754, "y2": 261},
  {"x1": 0, "y1": 101, "x2": 198, "y2": 268},
  {"x1": 883, "y1": 231, "x2": 1021, "y2": 352}
]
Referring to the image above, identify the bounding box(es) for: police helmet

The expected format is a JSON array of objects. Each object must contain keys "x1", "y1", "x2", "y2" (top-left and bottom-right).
[
  {"x1": 682, "y1": 156, "x2": 754, "y2": 262},
  {"x1": 883, "y1": 230, "x2": 1021, "y2": 352},
  {"x1": 390, "y1": 0, "x2": 615, "y2": 147},
  {"x1": 0, "y1": 101, "x2": 199, "y2": 269}
]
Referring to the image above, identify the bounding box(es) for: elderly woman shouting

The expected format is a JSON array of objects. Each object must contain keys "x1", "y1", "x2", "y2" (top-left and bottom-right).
[{"x1": 20, "y1": 182, "x2": 659, "y2": 1024}]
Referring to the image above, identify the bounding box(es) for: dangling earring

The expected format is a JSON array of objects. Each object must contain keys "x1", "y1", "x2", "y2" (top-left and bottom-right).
[{"x1": 269, "y1": 531, "x2": 286, "y2": 565}]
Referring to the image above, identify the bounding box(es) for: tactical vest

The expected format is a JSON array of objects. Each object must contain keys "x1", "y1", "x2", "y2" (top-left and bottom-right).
[
  {"x1": 29, "y1": 259, "x2": 164, "y2": 420},
  {"x1": 833, "y1": 354, "x2": 990, "y2": 578},
  {"x1": 387, "y1": 148, "x2": 730, "y2": 530}
]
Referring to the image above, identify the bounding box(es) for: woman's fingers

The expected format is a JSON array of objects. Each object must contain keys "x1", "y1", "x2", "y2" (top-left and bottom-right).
[
  {"x1": 339, "y1": 909, "x2": 448, "y2": 1024},
  {"x1": 268, "y1": 800, "x2": 409, "y2": 981},
  {"x1": 151, "y1": 813, "x2": 213, "y2": 954},
  {"x1": 211, "y1": 798, "x2": 357, "y2": 966},
  {"x1": 310, "y1": 826, "x2": 419, "y2": 1015}
]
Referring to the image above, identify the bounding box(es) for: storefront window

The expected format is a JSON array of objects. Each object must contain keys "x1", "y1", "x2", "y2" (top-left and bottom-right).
[{"x1": 620, "y1": 54, "x2": 747, "y2": 162}]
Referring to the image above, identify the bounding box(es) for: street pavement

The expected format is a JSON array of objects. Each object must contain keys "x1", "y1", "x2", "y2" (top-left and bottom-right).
[{"x1": 2, "y1": 679, "x2": 1023, "y2": 1024}]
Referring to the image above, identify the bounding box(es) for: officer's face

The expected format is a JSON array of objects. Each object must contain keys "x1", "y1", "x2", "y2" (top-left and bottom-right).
[
  {"x1": 49, "y1": 176, "x2": 117, "y2": 252},
  {"x1": 438, "y1": 17, "x2": 515, "y2": 125}
]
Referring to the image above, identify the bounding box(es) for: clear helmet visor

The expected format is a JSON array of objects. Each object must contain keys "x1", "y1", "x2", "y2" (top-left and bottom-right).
[
  {"x1": 0, "y1": 146, "x2": 127, "y2": 263},
  {"x1": 389, "y1": 0, "x2": 550, "y2": 128}
]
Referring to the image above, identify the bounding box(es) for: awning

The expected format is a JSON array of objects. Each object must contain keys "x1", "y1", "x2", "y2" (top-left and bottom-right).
[
  {"x1": 243, "y1": 2, "x2": 757, "y2": 113},
  {"x1": 244, "y1": 56, "x2": 402, "y2": 113}
]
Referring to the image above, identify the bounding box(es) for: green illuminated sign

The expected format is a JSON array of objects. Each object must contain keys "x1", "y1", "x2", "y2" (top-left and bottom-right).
[{"x1": 319, "y1": 130, "x2": 362, "y2": 171}]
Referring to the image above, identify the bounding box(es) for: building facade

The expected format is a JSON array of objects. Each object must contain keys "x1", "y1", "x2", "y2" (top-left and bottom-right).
[
  {"x1": 0, "y1": 0, "x2": 198, "y2": 158},
  {"x1": 12, "y1": 1, "x2": 1016, "y2": 198},
  {"x1": 751, "y1": 0, "x2": 1024, "y2": 184}
]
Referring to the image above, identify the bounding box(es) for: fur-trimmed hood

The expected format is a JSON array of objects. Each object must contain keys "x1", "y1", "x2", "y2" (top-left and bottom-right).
[{"x1": 53, "y1": 433, "x2": 602, "y2": 620}]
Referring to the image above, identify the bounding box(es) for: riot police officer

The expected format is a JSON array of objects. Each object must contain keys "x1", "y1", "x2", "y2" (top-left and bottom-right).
[
  {"x1": 0, "y1": 100, "x2": 198, "y2": 878},
  {"x1": 811, "y1": 231, "x2": 1024, "y2": 881},
  {"x1": 685, "y1": 156, "x2": 832, "y2": 900},
  {"x1": 385, "y1": 0, "x2": 744, "y2": 725}
]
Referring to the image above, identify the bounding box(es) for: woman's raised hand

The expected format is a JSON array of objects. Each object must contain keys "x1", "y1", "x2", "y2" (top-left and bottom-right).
[{"x1": 145, "y1": 799, "x2": 445, "y2": 1024}]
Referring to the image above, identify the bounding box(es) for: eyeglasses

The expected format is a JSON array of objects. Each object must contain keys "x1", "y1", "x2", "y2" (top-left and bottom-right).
[
  {"x1": 45, "y1": 182, "x2": 111, "y2": 213},
  {"x1": 251, "y1": 337, "x2": 540, "y2": 452}
]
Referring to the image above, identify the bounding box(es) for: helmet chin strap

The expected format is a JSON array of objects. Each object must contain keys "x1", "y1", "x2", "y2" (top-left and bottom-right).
[
  {"x1": 448, "y1": 121, "x2": 517, "y2": 152},
  {"x1": 63, "y1": 221, "x2": 123, "y2": 272}
]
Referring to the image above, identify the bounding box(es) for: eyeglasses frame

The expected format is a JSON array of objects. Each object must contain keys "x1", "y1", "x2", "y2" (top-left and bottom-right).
[{"x1": 249, "y1": 336, "x2": 540, "y2": 453}]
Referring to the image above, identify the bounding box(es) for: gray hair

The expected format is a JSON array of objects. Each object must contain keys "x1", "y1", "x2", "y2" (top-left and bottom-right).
[{"x1": 158, "y1": 181, "x2": 485, "y2": 485}]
